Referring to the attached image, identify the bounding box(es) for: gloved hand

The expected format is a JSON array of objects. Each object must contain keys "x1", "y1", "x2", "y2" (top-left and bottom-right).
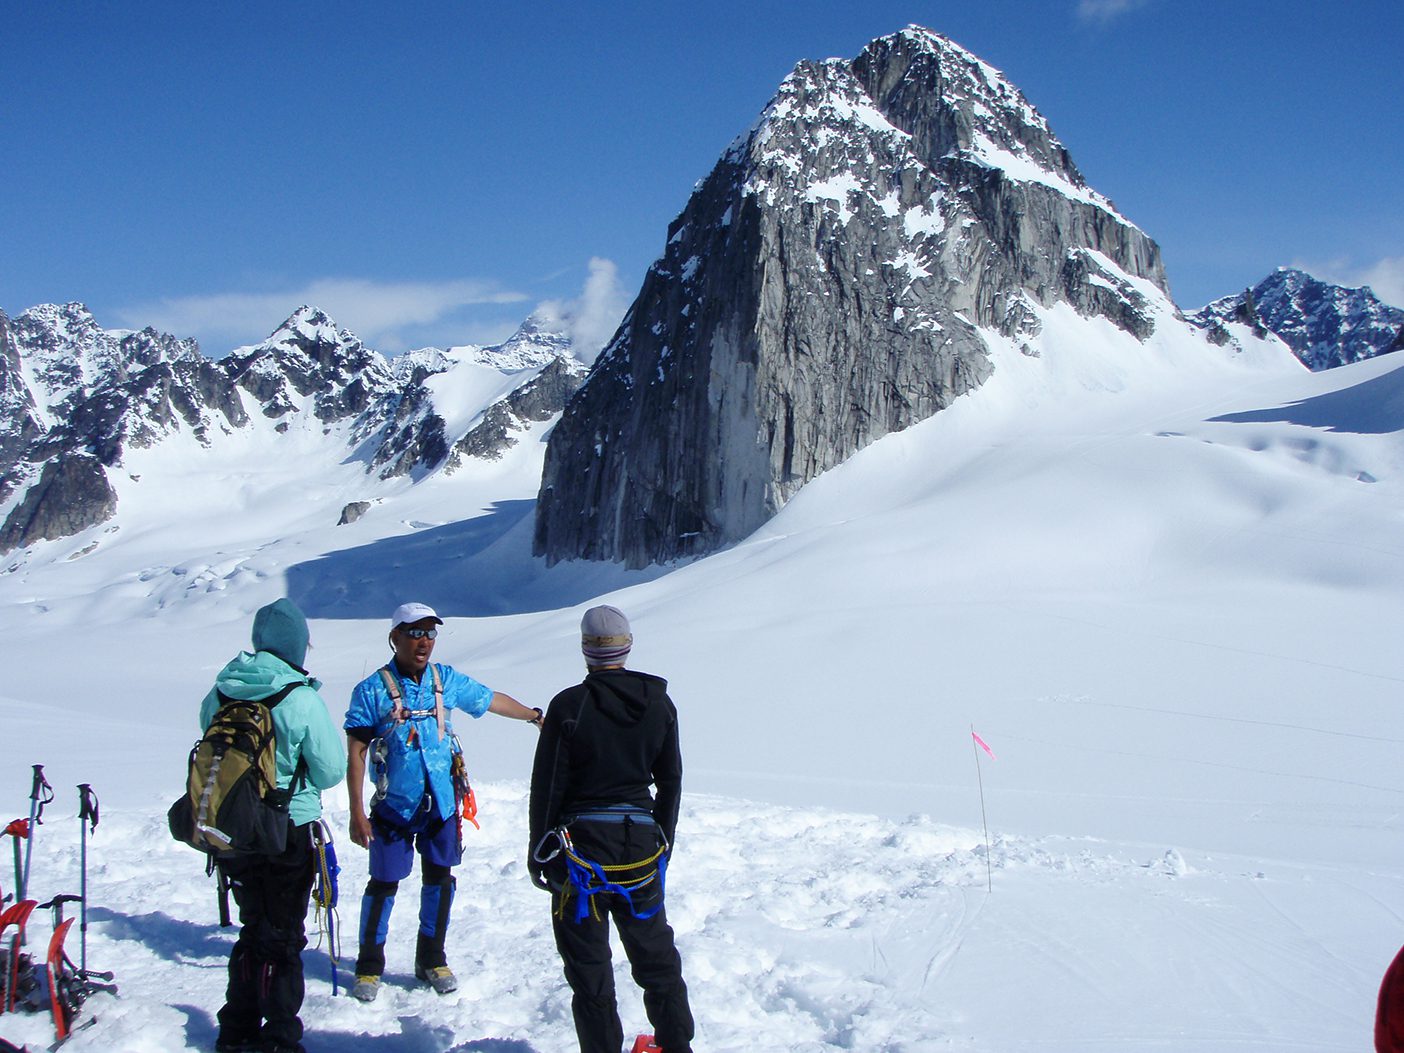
[{"x1": 528, "y1": 855, "x2": 550, "y2": 890}]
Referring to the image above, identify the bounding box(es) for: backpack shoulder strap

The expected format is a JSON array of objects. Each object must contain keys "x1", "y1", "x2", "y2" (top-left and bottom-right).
[{"x1": 213, "y1": 681, "x2": 302, "y2": 712}]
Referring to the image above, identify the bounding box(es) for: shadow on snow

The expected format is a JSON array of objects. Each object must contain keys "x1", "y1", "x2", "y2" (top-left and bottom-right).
[
  {"x1": 1211, "y1": 360, "x2": 1404, "y2": 435},
  {"x1": 286, "y1": 499, "x2": 675, "y2": 620}
]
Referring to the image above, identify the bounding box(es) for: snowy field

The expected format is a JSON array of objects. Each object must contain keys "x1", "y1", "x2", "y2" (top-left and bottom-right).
[{"x1": 2, "y1": 306, "x2": 1402, "y2": 1050}]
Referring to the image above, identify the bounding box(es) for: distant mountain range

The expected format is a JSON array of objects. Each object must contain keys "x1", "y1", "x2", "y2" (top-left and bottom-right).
[
  {"x1": 3, "y1": 27, "x2": 1400, "y2": 565},
  {"x1": 0, "y1": 303, "x2": 584, "y2": 553}
]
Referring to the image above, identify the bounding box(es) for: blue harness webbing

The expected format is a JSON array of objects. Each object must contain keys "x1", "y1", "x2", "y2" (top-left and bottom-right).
[{"x1": 538, "y1": 807, "x2": 670, "y2": 924}]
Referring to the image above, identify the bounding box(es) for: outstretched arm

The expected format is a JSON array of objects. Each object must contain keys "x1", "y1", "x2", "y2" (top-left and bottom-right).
[{"x1": 488, "y1": 691, "x2": 543, "y2": 728}]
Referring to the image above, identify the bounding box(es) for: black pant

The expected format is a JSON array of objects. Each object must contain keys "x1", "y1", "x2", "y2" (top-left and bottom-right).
[
  {"x1": 217, "y1": 821, "x2": 316, "y2": 1051},
  {"x1": 548, "y1": 815, "x2": 693, "y2": 1053},
  {"x1": 552, "y1": 901, "x2": 693, "y2": 1053}
]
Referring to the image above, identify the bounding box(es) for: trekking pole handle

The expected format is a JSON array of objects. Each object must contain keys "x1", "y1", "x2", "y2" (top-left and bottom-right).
[
  {"x1": 28, "y1": 765, "x2": 54, "y2": 833},
  {"x1": 78, "y1": 783, "x2": 100, "y2": 831}
]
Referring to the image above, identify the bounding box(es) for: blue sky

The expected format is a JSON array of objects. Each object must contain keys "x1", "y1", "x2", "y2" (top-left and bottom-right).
[{"x1": 4, "y1": 0, "x2": 1401, "y2": 356}]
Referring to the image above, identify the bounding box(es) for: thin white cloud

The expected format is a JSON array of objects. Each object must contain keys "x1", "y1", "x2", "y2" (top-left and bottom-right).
[
  {"x1": 1355, "y1": 258, "x2": 1404, "y2": 309},
  {"x1": 118, "y1": 278, "x2": 528, "y2": 354},
  {"x1": 1077, "y1": 0, "x2": 1152, "y2": 22},
  {"x1": 1296, "y1": 256, "x2": 1404, "y2": 309},
  {"x1": 535, "y1": 257, "x2": 632, "y2": 363}
]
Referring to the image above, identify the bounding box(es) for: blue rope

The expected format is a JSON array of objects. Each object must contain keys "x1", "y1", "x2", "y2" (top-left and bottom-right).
[{"x1": 563, "y1": 846, "x2": 668, "y2": 924}]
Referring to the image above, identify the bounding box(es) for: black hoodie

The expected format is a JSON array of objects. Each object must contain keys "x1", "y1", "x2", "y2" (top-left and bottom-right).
[{"x1": 529, "y1": 668, "x2": 683, "y2": 853}]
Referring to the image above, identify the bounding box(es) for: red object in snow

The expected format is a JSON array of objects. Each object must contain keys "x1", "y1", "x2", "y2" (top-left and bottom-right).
[
  {"x1": 630, "y1": 1036, "x2": 662, "y2": 1053},
  {"x1": 1379, "y1": 944, "x2": 1404, "y2": 1053}
]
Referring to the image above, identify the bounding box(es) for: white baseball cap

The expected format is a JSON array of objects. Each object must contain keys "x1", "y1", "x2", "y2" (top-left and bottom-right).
[{"x1": 391, "y1": 602, "x2": 443, "y2": 629}]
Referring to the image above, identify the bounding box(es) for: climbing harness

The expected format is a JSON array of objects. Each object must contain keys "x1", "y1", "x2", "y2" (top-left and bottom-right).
[{"x1": 533, "y1": 807, "x2": 669, "y2": 924}]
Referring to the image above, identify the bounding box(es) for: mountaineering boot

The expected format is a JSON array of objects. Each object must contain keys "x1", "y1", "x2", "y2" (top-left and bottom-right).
[
  {"x1": 414, "y1": 869, "x2": 456, "y2": 993},
  {"x1": 414, "y1": 962, "x2": 458, "y2": 994},
  {"x1": 350, "y1": 974, "x2": 381, "y2": 1002}
]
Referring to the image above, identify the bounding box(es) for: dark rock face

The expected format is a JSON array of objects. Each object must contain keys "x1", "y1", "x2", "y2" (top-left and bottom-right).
[
  {"x1": 0, "y1": 453, "x2": 117, "y2": 551},
  {"x1": 535, "y1": 27, "x2": 1169, "y2": 568},
  {"x1": 338, "y1": 501, "x2": 372, "y2": 525},
  {"x1": 1192, "y1": 268, "x2": 1404, "y2": 370},
  {"x1": 0, "y1": 311, "x2": 44, "y2": 495}
]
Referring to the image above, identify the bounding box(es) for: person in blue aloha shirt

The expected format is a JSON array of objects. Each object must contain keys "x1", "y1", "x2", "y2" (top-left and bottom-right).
[{"x1": 344, "y1": 602, "x2": 541, "y2": 1001}]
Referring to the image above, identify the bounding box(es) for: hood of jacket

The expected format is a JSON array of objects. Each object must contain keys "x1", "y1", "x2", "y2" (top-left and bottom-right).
[
  {"x1": 584, "y1": 668, "x2": 668, "y2": 727},
  {"x1": 215, "y1": 649, "x2": 321, "y2": 701}
]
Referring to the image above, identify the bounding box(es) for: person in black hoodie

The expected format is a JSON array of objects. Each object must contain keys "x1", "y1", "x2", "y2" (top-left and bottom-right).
[{"x1": 529, "y1": 605, "x2": 695, "y2": 1053}]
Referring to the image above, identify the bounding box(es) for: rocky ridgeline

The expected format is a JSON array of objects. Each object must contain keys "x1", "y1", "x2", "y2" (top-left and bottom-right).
[
  {"x1": 534, "y1": 26, "x2": 1171, "y2": 568},
  {"x1": 1191, "y1": 267, "x2": 1404, "y2": 370},
  {"x1": 0, "y1": 304, "x2": 583, "y2": 553}
]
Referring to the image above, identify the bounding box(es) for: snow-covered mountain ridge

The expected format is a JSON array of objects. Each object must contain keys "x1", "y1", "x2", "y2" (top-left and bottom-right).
[
  {"x1": 1192, "y1": 266, "x2": 1404, "y2": 370},
  {"x1": 534, "y1": 27, "x2": 1200, "y2": 567},
  {"x1": 0, "y1": 303, "x2": 585, "y2": 556}
]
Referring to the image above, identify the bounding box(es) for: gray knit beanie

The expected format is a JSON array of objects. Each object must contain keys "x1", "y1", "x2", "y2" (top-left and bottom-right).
[{"x1": 581, "y1": 605, "x2": 632, "y2": 666}]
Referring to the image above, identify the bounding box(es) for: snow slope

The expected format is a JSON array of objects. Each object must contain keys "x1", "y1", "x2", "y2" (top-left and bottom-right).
[{"x1": 2, "y1": 308, "x2": 1401, "y2": 1050}]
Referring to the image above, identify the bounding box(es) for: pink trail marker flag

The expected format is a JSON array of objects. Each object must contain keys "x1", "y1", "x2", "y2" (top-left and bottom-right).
[{"x1": 972, "y1": 730, "x2": 997, "y2": 761}]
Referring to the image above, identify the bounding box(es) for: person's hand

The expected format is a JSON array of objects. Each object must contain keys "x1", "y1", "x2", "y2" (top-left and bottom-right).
[
  {"x1": 528, "y1": 856, "x2": 550, "y2": 890},
  {"x1": 350, "y1": 810, "x2": 374, "y2": 848}
]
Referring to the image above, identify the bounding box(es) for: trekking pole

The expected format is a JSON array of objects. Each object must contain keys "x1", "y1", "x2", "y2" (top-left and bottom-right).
[
  {"x1": 77, "y1": 784, "x2": 100, "y2": 974},
  {"x1": 22, "y1": 764, "x2": 54, "y2": 903}
]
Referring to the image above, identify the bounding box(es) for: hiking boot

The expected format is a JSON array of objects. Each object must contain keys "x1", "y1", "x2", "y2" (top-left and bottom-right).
[
  {"x1": 214, "y1": 1040, "x2": 262, "y2": 1053},
  {"x1": 350, "y1": 974, "x2": 382, "y2": 1002},
  {"x1": 414, "y1": 963, "x2": 458, "y2": 994}
]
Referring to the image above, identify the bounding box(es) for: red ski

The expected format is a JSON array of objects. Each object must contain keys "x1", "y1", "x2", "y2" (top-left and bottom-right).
[{"x1": 630, "y1": 1036, "x2": 663, "y2": 1053}]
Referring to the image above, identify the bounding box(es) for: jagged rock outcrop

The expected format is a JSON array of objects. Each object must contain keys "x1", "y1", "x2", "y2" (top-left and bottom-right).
[
  {"x1": 0, "y1": 453, "x2": 117, "y2": 551},
  {"x1": 0, "y1": 310, "x2": 44, "y2": 496},
  {"x1": 448, "y1": 356, "x2": 588, "y2": 466},
  {"x1": 223, "y1": 306, "x2": 397, "y2": 423},
  {"x1": 338, "y1": 501, "x2": 372, "y2": 525},
  {"x1": 367, "y1": 313, "x2": 585, "y2": 479},
  {"x1": 1192, "y1": 268, "x2": 1404, "y2": 371},
  {"x1": 535, "y1": 26, "x2": 1169, "y2": 567}
]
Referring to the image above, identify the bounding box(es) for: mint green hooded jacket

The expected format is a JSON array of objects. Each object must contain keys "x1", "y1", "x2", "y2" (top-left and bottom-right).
[{"x1": 199, "y1": 601, "x2": 346, "y2": 827}]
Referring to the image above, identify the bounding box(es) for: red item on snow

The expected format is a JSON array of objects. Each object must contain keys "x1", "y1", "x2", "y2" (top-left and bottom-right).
[
  {"x1": 630, "y1": 1036, "x2": 662, "y2": 1053},
  {"x1": 1379, "y1": 943, "x2": 1404, "y2": 1053}
]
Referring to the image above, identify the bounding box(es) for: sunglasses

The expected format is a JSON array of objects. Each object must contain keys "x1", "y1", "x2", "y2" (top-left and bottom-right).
[{"x1": 399, "y1": 628, "x2": 438, "y2": 640}]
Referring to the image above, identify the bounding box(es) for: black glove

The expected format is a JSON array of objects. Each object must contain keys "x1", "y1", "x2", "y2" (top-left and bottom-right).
[{"x1": 528, "y1": 855, "x2": 550, "y2": 890}]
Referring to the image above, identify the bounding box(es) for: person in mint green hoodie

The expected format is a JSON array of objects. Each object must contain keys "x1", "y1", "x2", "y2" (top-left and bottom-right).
[{"x1": 199, "y1": 598, "x2": 346, "y2": 1053}]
